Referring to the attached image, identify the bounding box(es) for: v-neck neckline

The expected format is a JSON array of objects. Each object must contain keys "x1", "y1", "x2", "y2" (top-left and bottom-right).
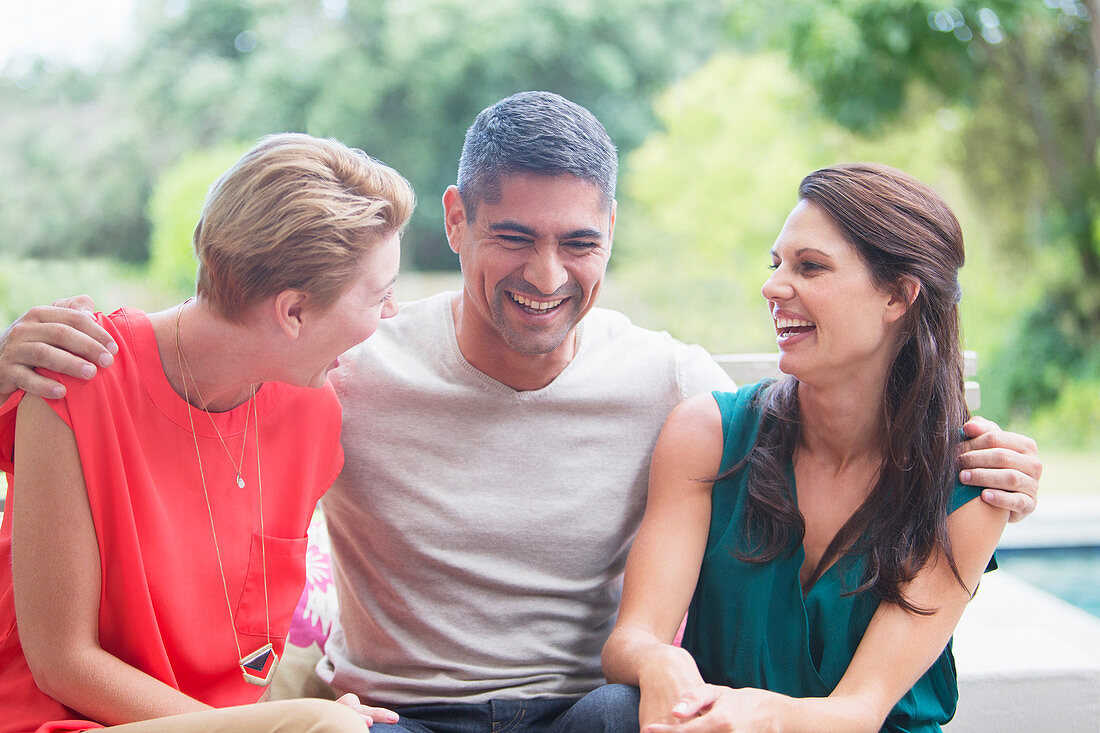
[{"x1": 786, "y1": 461, "x2": 861, "y2": 597}]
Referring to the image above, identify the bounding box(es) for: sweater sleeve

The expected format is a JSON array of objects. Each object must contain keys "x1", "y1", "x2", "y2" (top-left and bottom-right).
[{"x1": 677, "y1": 342, "x2": 736, "y2": 399}]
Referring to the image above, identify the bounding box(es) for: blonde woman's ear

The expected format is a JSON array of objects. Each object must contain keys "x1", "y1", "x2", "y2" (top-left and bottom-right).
[{"x1": 273, "y1": 290, "x2": 310, "y2": 338}]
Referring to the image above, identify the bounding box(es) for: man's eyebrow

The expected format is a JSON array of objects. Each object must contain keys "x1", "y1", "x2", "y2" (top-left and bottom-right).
[
  {"x1": 489, "y1": 221, "x2": 537, "y2": 237},
  {"x1": 487, "y1": 222, "x2": 604, "y2": 240},
  {"x1": 562, "y1": 228, "x2": 603, "y2": 240}
]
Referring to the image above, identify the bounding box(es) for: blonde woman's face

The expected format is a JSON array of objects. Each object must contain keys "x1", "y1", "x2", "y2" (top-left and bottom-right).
[{"x1": 297, "y1": 232, "x2": 401, "y2": 389}]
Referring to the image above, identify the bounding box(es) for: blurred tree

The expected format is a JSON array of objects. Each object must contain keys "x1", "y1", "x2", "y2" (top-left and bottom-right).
[
  {"x1": 613, "y1": 52, "x2": 1003, "y2": 354},
  {"x1": 123, "y1": 0, "x2": 736, "y2": 269},
  {"x1": 147, "y1": 142, "x2": 251, "y2": 296},
  {"x1": 3, "y1": 0, "x2": 733, "y2": 269},
  {"x1": 0, "y1": 71, "x2": 153, "y2": 261},
  {"x1": 751, "y1": 0, "x2": 1100, "y2": 433}
]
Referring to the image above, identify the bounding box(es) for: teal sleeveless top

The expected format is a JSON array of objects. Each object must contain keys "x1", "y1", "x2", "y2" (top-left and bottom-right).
[{"x1": 681, "y1": 382, "x2": 993, "y2": 733}]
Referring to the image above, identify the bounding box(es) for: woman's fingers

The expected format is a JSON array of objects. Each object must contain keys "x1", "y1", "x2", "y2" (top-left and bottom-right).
[{"x1": 335, "y1": 692, "x2": 401, "y2": 726}]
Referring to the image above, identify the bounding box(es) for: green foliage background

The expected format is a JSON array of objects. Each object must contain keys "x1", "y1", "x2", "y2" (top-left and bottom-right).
[
  {"x1": 1, "y1": 0, "x2": 1098, "y2": 449},
  {"x1": 147, "y1": 142, "x2": 252, "y2": 295},
  {"x1": 0, "y1": 0, "x2": 729, "y2": 270}
]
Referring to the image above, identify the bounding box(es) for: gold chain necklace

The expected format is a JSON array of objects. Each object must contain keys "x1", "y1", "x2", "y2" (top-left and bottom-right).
[
  {"x1": 176, "y1": 331, "x2": 251, "y2": 490},
  {"x1": 174, "y1": 302, "x2": 278, "y2": 687}
]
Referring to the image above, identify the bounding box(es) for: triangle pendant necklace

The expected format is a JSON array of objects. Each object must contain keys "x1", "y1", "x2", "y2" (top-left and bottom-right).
[
  {"x1": 240, "y1": 642, "x2": 279, "y2": 686},
  {"x1": 177, "y1": 302, "x2": 279, "y2": 687}
]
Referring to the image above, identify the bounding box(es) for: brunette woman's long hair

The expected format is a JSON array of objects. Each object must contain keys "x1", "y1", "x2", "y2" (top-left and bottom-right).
[{"x1": 731, "y1": 163, "x2": 970, "y2": 614}]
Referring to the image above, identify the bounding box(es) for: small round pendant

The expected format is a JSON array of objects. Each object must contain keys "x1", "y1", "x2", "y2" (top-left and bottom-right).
[{"x1": 236, "y1": 475, "x2": 246, "y2": 489}]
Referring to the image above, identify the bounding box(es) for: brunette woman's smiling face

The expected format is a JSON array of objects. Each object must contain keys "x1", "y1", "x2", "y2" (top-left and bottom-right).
[{"x1": 761, "y1": 200, "x2": 908, "y2": 386}]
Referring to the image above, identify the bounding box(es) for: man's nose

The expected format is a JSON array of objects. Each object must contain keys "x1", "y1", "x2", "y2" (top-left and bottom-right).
[{"x1": 523, "y1": 248, "x2": 569, "y2": 294}]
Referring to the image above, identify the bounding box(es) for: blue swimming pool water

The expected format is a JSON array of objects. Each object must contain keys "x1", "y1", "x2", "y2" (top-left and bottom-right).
[{"x1": 996, "y1": 546, "x2": 1100, "y2": 619}]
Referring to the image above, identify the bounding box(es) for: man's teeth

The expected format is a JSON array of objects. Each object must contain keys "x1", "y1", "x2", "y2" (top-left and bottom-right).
[{"x1": 512, "y1": 294, "x2": 564, "y2": 311}]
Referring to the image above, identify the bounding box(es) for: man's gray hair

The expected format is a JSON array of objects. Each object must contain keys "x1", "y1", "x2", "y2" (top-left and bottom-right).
[{"x1": 457, "y1": 91, "x2": 618, "y2": 221}]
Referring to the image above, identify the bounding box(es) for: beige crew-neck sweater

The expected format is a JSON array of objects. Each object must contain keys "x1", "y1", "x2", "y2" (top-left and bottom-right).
[{"x1": 319, "y1": 292, "x2": 733, "y2": 706}]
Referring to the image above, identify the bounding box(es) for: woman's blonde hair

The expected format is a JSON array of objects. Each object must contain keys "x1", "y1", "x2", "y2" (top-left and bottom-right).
[{"x1": 194, "y1": 133, "x2": 414, "y2": 321}]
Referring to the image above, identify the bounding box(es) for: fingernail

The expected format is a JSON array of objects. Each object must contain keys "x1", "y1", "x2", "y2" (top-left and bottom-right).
[
  {"x1": 99, "y1": 352, "x2": 114, "y2": 367},
  {"x1": 51, "y1": 385, "x2": 65, "y2": 399},
  {"x1": 961, "y1": 470, "x2": 972, "y2": 483},
  {"x1": 81, "y1": 364, "x2": 96, "y2": 379},
  {"x1": 107, "y1": 341, "x2": 118, "y2": 355},
  {"x1": 672, "y1": 702, "x2": 687, "y2": 714},
  {"x1": 382, "y1": 712, "x2": 400, "y2": 723}
]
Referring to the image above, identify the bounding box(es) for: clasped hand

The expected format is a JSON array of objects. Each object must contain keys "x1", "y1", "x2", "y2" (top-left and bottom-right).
[
  {"x1": 644, "y1": 684, "x2": 789, "y2": 733},
  {"x1": 335, "y1": 692, "x2": 400, "y2": 727}
]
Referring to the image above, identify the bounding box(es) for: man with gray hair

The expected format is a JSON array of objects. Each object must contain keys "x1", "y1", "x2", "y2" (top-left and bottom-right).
[
  {"x1": 317, "y1": 91, "x2": 733, "y2": 730},
  {"x1": 0, "y1": 92, "x2": 1042, "y2": 732}
]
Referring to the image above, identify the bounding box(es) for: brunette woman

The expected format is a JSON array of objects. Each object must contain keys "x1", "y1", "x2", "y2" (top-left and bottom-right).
[{"x1": 602, "y1": 163, "x2": 1011, "y2": 732}]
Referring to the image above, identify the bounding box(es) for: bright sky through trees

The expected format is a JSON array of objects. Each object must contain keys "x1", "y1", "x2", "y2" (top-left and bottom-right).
[{"x1": 0, "y1": 0, "x2": 136, "y2": 71}]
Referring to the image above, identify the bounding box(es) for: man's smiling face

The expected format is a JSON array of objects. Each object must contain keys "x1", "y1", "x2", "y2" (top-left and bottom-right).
[{"x1": 446, "y1": 172, "x2": 615, "y2": 359}]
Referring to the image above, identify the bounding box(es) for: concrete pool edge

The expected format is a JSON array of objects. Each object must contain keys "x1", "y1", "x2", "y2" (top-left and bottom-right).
[
  {"x1": 1000, "y1": 494, "x2": 1100, "y2": 549},
  {"x1": 947, "y1": 570, "x2": 1100, "y2": 731}
]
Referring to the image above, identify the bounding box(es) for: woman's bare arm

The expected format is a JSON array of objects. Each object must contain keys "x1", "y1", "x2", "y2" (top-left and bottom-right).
[
  {"x1": 13, "y1": 395, "x2": 209, "y2": 724},
  {"x1": 601, "y1": 393, "x2": 725, "y2": 728},
  {"x1": 652, "y1": 493, "x2": 1008, "y2": 733}
]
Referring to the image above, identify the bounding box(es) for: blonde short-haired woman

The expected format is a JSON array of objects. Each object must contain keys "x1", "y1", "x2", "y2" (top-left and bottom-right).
[{"x1": 0, "y1": 133, "x2": 413, "y2": 733}]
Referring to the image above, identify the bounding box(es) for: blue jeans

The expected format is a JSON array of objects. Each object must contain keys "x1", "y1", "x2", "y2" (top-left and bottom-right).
[{"x1": 369, "y1": 684, "x2": 640, "y2": 733}]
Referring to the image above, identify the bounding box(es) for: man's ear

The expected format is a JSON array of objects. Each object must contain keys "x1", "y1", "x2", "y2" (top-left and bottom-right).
[
  {"x1": 273, "y1": 290, "x2": 310, "y2": 338},
  {"x1": 885, "y1": 276, "x2": 921, "y2": 323},
  {"x1": 442, "y1": 186, "x2": 467, "y2": 255}
]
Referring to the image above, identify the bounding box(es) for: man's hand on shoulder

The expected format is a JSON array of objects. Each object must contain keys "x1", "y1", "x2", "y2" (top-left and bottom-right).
[
  {"x1": 958, "y1": 416, "x2": 1042, "y2": 523},
  {"x1": 0, "y1": 296, "x2": 117, "y2": 401}
]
